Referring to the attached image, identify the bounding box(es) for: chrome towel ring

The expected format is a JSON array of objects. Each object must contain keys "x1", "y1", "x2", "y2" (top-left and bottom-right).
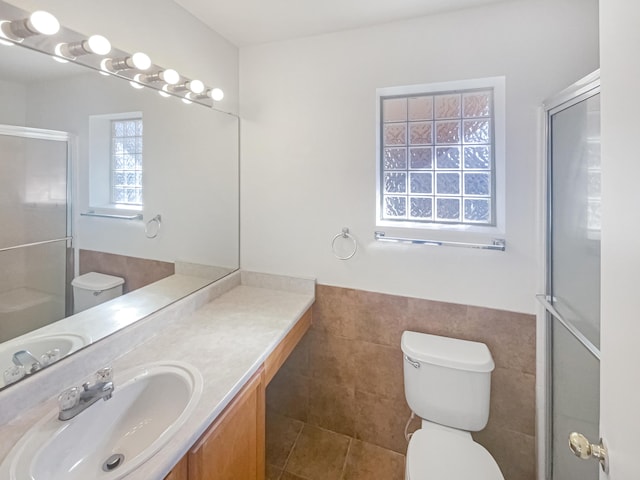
[
  {"x1": 145, "y1": 214, "x2": 162, "y2": 239},
  {"x1": 331, "y1": 227, "x2": 357, "y2": 260}
]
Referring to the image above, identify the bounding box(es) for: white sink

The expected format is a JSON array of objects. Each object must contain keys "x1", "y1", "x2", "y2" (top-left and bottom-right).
[
  {"x1": 0, "y1": 361, "x2": 203, "y2": 479},
  {"x1": 1, "y1": 333, "x2": 89, "y2": 387}
]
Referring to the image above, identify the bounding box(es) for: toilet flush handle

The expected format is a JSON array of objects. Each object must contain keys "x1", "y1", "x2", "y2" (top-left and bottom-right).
[{"x1": 404, "y1": 355, "x2": 421, "y2": 369}]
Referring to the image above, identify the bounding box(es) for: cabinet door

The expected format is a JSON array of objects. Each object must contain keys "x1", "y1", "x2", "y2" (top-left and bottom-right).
[
  {"x1": 164, "y1": 456, "x2": 188, "y2": 480},
  {"x1": 189, "y1": 369, "x2": 265, "y2": 480}
]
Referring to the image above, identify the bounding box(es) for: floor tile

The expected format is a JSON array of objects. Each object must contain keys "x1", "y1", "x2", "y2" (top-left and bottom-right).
[
  {"x1": 267, "y1": 410, "x2": 304, "y2": 468},
  {"x1": 342, "y1": 439, "x2": 405, "y2": 480},
  {"x1": 267, "y1": 463, "x2": 283, "y2": 480},
  {"x1": 285, "y1": 424, "x2": 351, "y2": 480}
]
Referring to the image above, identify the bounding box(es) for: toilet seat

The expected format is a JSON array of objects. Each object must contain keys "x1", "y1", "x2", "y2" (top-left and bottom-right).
[{"x1": 406, "y1": 428, "x2": 504, "y2": 480}]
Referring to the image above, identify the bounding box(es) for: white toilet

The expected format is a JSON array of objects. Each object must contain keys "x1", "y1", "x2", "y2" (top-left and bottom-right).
[
  {"x1": 401, "y1": 331, "x2": 505, "y2": 480},
  {"x1": 71, "y1": 272, "x2": 125, "y2": 314}
]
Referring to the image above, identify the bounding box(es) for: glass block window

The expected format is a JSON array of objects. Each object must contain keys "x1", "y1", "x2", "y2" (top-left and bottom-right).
[
  {"x1": 111, "y1": 118, "x2": 143, "y2": 206},
  {"x1": 379, "y1": 86, "x2": 496, "y2": 225}
]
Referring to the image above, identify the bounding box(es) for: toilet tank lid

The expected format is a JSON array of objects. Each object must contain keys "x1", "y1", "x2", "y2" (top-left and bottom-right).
[
  {"x1": 401, "y1": 331, "x2": 495, "y2": 373},
  {"x1": 72, "y1": 272, "x2": 125, "y2": 290}
]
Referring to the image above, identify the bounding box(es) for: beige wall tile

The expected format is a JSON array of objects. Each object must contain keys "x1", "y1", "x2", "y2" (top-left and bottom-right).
[
  {"x1": 489, "y1": 367, "x2": 536, "y2": 436},
  {"x1": 354, "y1": 390, "x2": 411, "y2": 454},
  {"x1": 267, "y1": 370, "x2": 309, "y2": 422},
  {"x1": 473, "y1": 424, "x2": 536, "y2": 480},
  {"x1": 308, "y1": 379, "x2": 356, "y2": 437},
  {"x1": 403, "y1": 297, "x2": 468, "y2": 338},
  {"x1": 464, "y1": 306, "x2": 536, "y2": 374},
  {"x1": 355, "y1": 342, "x2": 404, "y2": 401},
  {"x1": 308, "y1": 331, "x2": 359, "y2": 386}
]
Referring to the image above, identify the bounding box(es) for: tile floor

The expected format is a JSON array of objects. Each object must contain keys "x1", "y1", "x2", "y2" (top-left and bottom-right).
[{"x1": 267, "y1": 410, "x2": 405, "y2": 480}]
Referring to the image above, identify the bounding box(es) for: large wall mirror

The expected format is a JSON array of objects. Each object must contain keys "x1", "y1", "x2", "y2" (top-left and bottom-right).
[{"x1": 0, "y1": 2, "x2": 239, "y2": 389}]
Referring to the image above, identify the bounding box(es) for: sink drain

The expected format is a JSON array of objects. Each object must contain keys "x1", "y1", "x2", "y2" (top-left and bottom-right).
[{"x1": 102, "y1": 453, "x2": 125, "y2": 472}]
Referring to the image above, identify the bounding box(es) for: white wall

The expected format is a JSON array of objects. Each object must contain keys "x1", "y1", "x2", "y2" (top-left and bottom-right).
[
  {"x1": 240, "y1": 0, "x2": 599, "y2": 313},
  {"x1": 599, "y1": 1, "x2": 640, "y2": 478}
]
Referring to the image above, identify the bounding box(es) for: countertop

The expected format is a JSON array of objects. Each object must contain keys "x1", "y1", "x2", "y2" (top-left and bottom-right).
[{"x1": 0, "y1": 272, "x2": 315, "y2": 479}]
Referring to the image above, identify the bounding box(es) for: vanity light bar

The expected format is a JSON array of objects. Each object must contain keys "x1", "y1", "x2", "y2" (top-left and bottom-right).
[{"x1": 0, "y1": 3, "x2": 225, "y2": 107}]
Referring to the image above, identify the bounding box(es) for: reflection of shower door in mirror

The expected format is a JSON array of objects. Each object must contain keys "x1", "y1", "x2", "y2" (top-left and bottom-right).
[
  {"x1": 0, "y1": 126, "x2": 72, "y2": 343},
  {"x1": 542, "y1": 73, "x2": 600, "y2": 480}
]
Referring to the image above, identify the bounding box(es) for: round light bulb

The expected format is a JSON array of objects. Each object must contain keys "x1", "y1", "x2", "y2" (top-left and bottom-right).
[
  {"x1": 182, "y1": 97, "x2": 193, "y2": 105},
  {"x1": 86, "y1": 35, "x2": 111, "y2": 55},
  {"x1": 162, "y1": 69, "x2": 180, "y2": 85},
  {"x1": 0, "y1": 21, "x2": 14, "y2": 45},
  {"x1": 210, "y1": 88, "x2": 224, "y2": 101},
  {"x1": 29, "y1": 11, "x2": 60, "y2": 35},
  {"x1": 130, "y1": 80, "x2": 144, "y2": 90},
  {"x1": 53, "y1": 43, "x2": 69, "y2": 62},
  {"x1": 188, "y1": 79, "x2": 205, "y2": 94},
  {"x1": 131, "y1": 52, "x2": 151, "y2": 70},
  {"x1": 159, "y1": 89, "x2": 170, "y2": 98}
]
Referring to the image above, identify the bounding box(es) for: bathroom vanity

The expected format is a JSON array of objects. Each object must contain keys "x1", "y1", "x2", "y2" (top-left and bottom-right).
[
  {"x1": 0, "y1": 271, "x2": 315, "y2": 480},
  {"x1": 166, "y1": 306, "x2": 312, "y2": 480}
]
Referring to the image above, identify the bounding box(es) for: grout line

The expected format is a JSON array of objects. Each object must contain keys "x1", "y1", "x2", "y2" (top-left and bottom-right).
[
  {"x1": 281, "y1": 421, "x2": 305, "y2": 476},
  {"x1": 339, "y1": 436, "x2": 353, "y2": 480}
]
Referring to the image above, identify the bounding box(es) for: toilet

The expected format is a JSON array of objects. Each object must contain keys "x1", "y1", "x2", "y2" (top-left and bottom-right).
[
  {"x1": 401, "y1": 331, "x2": 505, "y2": 480},
  {"x1": 71, "y1": 272, "x2": 125, "y2": 314}
]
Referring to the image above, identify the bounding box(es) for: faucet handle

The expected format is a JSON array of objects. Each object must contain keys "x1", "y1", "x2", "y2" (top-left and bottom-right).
[
  {"x1": 96, "y1": 367, "x2": 113, "y2": 383},
  {"x1": 58, "y1": 387, "x2": 80, "y2": 411}
]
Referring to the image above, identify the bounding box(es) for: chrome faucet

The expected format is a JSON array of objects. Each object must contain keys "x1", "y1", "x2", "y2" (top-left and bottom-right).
[
  {"x1": 58, "y1": 367, "x2": 114, "y2": 421},
  {"x1": 12, "y1": 350, "x2": 41, "y2": 374}
]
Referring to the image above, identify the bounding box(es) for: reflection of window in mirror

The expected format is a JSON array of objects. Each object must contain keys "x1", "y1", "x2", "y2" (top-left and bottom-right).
[
  {"x1": 111, "y1": 118, "x2": 143, "y2": 206},
  {"x1": 88, "y1": 112, "x2": 143, "y2": 213}
]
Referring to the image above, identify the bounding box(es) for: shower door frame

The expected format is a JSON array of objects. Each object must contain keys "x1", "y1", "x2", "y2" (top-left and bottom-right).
[
  {"x1": 540, "y1": 70, "x2": 601, "y2": 480},
  {"x1": 0, "y1": 124, "x2": 75, "y2": 317}
]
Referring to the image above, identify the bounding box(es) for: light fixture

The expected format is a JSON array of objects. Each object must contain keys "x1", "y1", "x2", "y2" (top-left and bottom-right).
[
  {"x1": 0, "y1": 10, "x2": 59, "y2": 41},
  {"x1": 129, "y1": 80, "x2": 144, "y2": 89},
  {"x1": 102, "y1": 52, "x2": 152, "y2": 72},
  {"x1": 55, "y1": 34, "x2": 111, "y2": 59},
  {"x1": 140, "y1": 68, "x2": 180, "y2": 85},
  {"x1": 182, "y1": 97, "x2": 193, "y2": 105},
  {"x1": 159, "y1": 85, "x2": 171, "y2": 98},
  {"x1": 171, "y1": 79, "x2": 205, "y2": 94}
]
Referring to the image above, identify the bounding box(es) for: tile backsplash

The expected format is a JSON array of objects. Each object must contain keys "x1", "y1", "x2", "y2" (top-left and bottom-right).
[{"x1": 267, "y1": 284, "x2": 536, "y2": 480}]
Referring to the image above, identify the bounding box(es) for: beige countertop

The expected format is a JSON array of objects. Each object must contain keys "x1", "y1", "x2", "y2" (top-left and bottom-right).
[{"x1": 0, "y1": 272, "x2": 315, "y2": 479}]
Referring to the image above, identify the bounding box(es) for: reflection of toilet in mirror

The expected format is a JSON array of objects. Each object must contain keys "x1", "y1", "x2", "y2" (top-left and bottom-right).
[
  {"x1": 71, "y1": 272, "x2": 124, "y2": 314},
  {"x1": 402, "y1": 331, "x2": 505, "y2": 480}
]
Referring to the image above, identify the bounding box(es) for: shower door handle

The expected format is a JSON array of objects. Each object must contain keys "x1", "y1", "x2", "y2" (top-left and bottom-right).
[{"x1": 568, "y1": 432, "x2": 609, "y2": 473}]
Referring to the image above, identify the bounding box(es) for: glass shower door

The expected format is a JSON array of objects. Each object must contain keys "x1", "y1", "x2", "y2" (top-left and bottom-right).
[
  {"x1": 0, "y1": 126, "x2": 71, "y2": 342},
  {"x1": 544, "y1": 75, "x2": 600, "y2": 480}
]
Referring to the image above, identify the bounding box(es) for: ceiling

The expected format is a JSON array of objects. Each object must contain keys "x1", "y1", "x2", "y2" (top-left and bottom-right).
[{"x1": 173, "y1": 0, "x2": 514, "y2": 47}]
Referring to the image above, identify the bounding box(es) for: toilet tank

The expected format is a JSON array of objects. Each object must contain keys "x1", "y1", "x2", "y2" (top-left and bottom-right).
[
  {"x1": 401, "y1": 331, "x2": 495, "y2": 432},
  {"x1": 71, "y1": 272, "x2": 124, "y2": 314}
]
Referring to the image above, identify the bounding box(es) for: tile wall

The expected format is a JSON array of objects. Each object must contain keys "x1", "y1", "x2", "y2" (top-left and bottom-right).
[{"x1": 267, "y1": 284, "x2": 536, "y2": 480}]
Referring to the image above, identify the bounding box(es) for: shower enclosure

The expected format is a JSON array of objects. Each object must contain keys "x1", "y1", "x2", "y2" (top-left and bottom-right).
[
  {"x1": 541, "y1": 72, "x2": 601, "y2": 480},
  {"x1": 0, "y1": 125, "x2": 72, "y2": 343}
]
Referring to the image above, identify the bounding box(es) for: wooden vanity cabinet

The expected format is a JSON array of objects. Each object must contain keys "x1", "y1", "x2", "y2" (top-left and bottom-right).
[
  {"x1": 163, "y1": 307, "x2": 311, "y2": 480},
  {"x1": 189, "y1": 368, "x2": 265, "y2": 480}
]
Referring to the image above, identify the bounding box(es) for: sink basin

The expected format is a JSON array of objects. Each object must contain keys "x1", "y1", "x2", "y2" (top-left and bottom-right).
[
  {"x1": 1, "y1": 333, "x2": 89, "y2": 387},
  {"x1": 0, "y1": 361, "x2": 203, "y2": 479}
]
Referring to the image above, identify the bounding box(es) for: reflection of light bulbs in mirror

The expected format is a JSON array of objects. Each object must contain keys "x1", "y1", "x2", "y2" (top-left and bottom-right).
[
  {"x1": 103, "y1": 52, "x2": 152, "y2": 72},
  {"x1": 182, "y1": 97, "x2": 193, "y2": 105},
  {"x1": 141, "y1": 68, "x2": 180, "y2": 85},
  {"x1": 130, "y1": 75, "x2": 144, "y2": 89},
  {"x1": 188, "y1": 80, "x2": 204, "y2": 94},
  {"x1": 86, "y1": 35, "x2": 111, "y2": 55},
  {"x1": 28, "y1": 11, "x2": 59, "y2": 35},
  {"x1": 210, "y1": 88, "x2": 224, "y2": 101},
  {"x1": 159, "y1": 85, "x2": 171, "y2": 97},
  {"x1": 1, "y1": 10, "x2": 60, "y2": 41},
  {"x1": 58, "y1": 35, "x2": 111, "y2": 58}
]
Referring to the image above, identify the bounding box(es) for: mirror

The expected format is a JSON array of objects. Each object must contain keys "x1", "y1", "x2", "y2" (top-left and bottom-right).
[{"x1": 0, "y1": 5, "x2": 239, "y2": 389}]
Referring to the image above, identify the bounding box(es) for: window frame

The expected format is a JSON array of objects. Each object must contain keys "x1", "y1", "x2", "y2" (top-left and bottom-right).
[{"x1": 375, "y1": 76, "x2": 506, "y2": 235}]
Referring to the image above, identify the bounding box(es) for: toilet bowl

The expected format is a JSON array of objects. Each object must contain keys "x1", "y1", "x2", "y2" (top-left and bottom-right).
[
  {"x1": 402, "y1": 331, "x2": 504, "y2": 480},
  {"x1": 71, "y1": 272, "x2": 124, "y2": 314}
]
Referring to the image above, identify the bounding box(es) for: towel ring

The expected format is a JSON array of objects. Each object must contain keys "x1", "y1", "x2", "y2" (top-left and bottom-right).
[
  {"x1": 145, "y1": 214, "x2": 162, "y2": 239},
  {"x1": 332, "y1": 227, "x2": 357, "y2": 260}
]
